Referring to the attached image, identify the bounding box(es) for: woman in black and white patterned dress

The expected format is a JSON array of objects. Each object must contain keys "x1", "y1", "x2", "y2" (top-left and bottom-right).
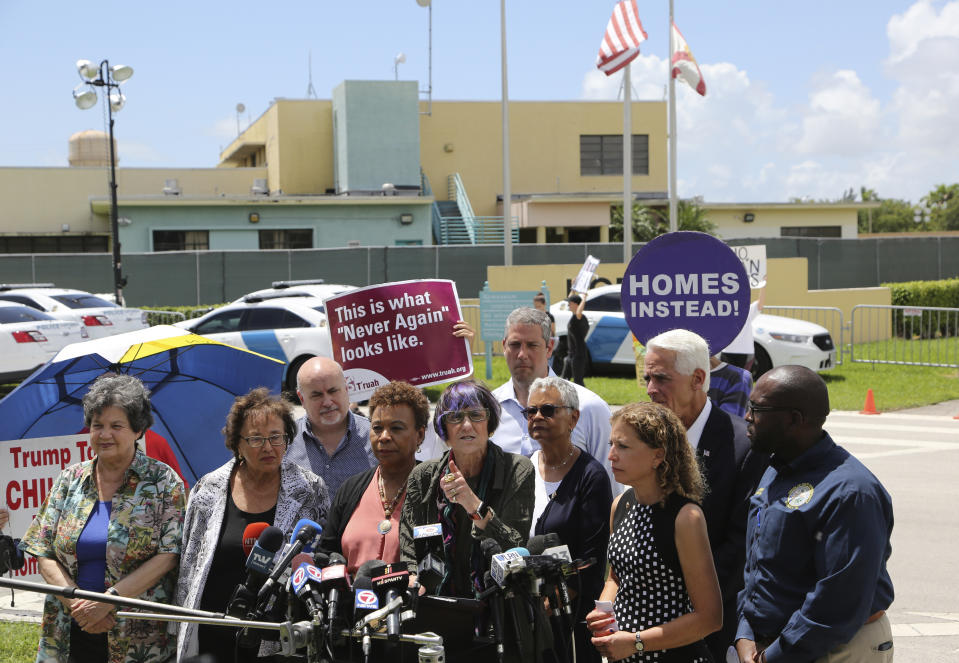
[{"x1": 587, "y1": 402, "x2": 722, "y2": 662}]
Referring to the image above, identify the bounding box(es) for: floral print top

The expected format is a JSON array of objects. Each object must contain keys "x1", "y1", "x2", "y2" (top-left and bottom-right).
[{"x1": 20, "y1": 450, "x2": 186, "y2": 663}]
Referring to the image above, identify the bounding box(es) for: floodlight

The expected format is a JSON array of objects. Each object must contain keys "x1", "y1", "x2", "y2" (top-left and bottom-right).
[
  {"x1": 109, "y1": 91, "x2": 126, "y2": 112},
  {"x1": 76, "y1": 59, "x2": 99, "y2": 80},
  {"x1": 73, "y1": 85, "x2": 98, "y2": 110},
  {"x1": 111, "y1": 64, "x2": 133, "y2": 82}
]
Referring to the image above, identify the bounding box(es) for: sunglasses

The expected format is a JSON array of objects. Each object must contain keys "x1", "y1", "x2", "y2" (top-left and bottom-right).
[
  {"x1": 521, "y1": 404, "x2": 572, "y2": 419},
  {"x1": 442, "y1": 409, "x2": 490, "y2": 425}
]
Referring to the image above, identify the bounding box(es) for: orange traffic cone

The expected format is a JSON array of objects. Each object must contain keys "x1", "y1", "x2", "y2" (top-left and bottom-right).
[{"x1": 860, "y1": 389, "x2": 880, "y2": 415}]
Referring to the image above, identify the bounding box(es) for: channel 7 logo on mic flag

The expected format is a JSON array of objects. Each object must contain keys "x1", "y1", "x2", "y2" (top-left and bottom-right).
[{"x1": 354, "y1": 589, "x2": 379, "y2": 610}]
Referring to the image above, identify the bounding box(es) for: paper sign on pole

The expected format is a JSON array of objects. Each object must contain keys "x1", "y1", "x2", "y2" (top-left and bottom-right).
[
  {"x1": 570, "y1": 256, "x2": 601, "y2": 294},
  {"x1": 324, "y1": 280, "x2": 473, "y2": 401},
  {"x1": 1, "y1": 433, "x2": 91, "y2": 581},
  {"x1": 732, "y1": 245, "x2": 767, "y2": 288}
]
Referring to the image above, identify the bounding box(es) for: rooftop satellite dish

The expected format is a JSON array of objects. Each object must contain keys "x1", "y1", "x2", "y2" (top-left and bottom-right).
[{"x1": 236, "y1": 103, "x2": 246, "y2": 113}]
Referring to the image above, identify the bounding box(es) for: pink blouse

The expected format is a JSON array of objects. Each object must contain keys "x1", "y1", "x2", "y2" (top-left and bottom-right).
[{"x1": 340, "y1": 470, "x2": 406, "y2": 575}]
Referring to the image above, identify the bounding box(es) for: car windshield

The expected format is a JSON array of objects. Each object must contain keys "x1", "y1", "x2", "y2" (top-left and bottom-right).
[
  {"x1": 0, "y1": 306, "x2": 56, "y2": 323},
  {"x1": 51, "y1": 294, "x2": 118, "y2": 309},
  {"x1": 311, "y1": 305, "x2": 326, "y2": 314}
]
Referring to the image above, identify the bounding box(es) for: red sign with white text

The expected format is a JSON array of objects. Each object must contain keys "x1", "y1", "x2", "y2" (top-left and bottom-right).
[{"x1": 324, "y1": 280, "x2": 473, "y2": 400}]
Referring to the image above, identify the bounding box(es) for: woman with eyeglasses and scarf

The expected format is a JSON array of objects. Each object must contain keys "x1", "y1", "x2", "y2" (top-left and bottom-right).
[
  {"x1": 399, "y1": 379, "x2": 534, "y2": 599},
  {"x1": 175, "y1": 388, "x2": 328, "y2": 663},
  {"x1": 526, "y1": 376, "x2": 612, "y2": 663}
]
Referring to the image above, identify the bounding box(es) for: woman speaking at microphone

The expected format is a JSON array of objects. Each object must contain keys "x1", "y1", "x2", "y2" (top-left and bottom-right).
[
  {"x1": 175, "y1": 388, "x2": 328, "y2": 663},
  {"x1": 400, "y1": 379, "x2": 534, "y2": 598},
  {"x1": 319, "y1": 381, "x2": 428, "y2": 573}
]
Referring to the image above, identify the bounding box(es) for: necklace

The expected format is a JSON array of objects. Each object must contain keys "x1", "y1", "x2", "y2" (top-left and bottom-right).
[
  {"x1": 376, "y1": 469, "x2": 406, "y2": 535},
  {"x1": 544, "y1": 446, "x2": 575, "y2": 471}
]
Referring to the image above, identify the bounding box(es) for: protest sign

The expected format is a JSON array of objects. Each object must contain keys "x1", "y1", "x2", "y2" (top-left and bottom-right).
[
  {"x1": 570, "y1": 255, "x2": 601, "y2": 294},
  {"x1": 733, "y1": 244, "x2": 767, "y2": 288},
  {"x1": 620, "y1": 231, "x2": 750, "y2": 352},
  {"x1": 325, "y1": 280, "x2": 472, "y2": 400},
  {"x1": 1, "y1": 433, "x2": 89, "y2": 581}
]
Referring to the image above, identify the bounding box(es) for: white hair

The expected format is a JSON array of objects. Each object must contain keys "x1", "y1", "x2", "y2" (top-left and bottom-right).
[
  {"x1": 529, "y1": 376, "x2": 579, "y2": 410},
  {"x1": 645, "y1": 329, "x2": 711, "y2": 392}
]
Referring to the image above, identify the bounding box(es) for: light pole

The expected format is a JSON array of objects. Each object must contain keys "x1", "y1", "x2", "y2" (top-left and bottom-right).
[{"x1": 72, "y1": 59, "x2": 133, "y2": 305}]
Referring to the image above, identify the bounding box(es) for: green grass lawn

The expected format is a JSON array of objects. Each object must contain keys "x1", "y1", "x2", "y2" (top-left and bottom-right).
[
  {"x1": 0, "y1": 622, "x2": 38, "y2": 663},
  {"x1": 453, "y1": 353, "x2": 959, "y2": 412}
]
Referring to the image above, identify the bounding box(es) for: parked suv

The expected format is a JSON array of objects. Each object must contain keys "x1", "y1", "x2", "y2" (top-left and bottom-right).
[
  {"x1": 0, "y1": 301, "x2": 88, "y2": 382},
  {"x1": 176, "y1": 292, "x2": 335, "y2": 392},
  {"x1": 0, "y1": 284, "x2": 148, "y2": 340}
]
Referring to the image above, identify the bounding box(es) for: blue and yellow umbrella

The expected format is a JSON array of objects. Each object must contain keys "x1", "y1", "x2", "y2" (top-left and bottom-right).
[{"x1": 0, "y1": 325, "x2": 285, "y2": 484}]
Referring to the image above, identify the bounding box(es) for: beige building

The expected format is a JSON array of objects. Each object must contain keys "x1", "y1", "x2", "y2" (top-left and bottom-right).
[{"x1": 0, "y1": 81, "x2": 872, "y2": 252}]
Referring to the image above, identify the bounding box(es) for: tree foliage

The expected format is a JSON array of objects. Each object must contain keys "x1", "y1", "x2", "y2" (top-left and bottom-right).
[{"x1": 609, "y1": 200, "x2": 717, "y2": 242}]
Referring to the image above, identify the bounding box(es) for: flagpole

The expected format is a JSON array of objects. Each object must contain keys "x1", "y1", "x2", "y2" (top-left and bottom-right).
[
  {"x1": 623, "y1": 63, "x2": 632, "y2": 263},
  {"x1": 668, "y1": 0, "x2": 678, "y2": 233},
  {"x1": 501, "y1": 0, "x2": 512, "y2": 266}
]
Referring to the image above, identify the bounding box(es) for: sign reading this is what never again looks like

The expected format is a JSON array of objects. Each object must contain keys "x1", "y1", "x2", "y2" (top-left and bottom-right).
[
  {"x1": 324, "y1": 279, "x2": 473, "y2": 401},
  {"x1": 621, "y1": 231, "x2": 750, "y2": 353}
]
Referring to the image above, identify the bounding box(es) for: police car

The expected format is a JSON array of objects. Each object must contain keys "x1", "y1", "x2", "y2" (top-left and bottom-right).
[
  {"x1": 176, "y1": 292, "x2": 335, "y2": 392},
  {"x1": 234, "y1": 280, "x2": 358, "y2": 316},
  {"x1": 550, "y1": 284, "x2": 836, "y2": 379},
  {"x1": 0, "y1": 284, "x2": 148, "y2": 340},
  {"x1": 0, "y1": 301, "x2": 88, "y2": 383}
]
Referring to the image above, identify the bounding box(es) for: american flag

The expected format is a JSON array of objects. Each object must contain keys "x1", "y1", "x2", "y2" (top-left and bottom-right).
[{"x1": 596, "y1": 0, "x2": 648, "y2": 76}]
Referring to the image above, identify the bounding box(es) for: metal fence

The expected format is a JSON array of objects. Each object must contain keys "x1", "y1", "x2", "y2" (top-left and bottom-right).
[
  {"x1": 762, "y1": 306, "x2": 846, "y2": 365},
  {"x1": 850, "y1": 304, "x2": 959, "y2": 367},
  {"x1": 142, "y1": 309, "x2": 215, "y2": 327}
]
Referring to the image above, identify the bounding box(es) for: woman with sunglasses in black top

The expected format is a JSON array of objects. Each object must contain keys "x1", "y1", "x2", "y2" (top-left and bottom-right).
[{"x1": 526, "y1": 376, "x2": 613, "y2": 663}]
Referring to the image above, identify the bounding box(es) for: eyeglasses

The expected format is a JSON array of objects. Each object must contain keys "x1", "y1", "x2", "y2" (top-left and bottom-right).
[
  {"x1": 747, "y1": 402, "x2": 799, "y2": 416},
  {"x1": 442, "y1": 409, "x2": 490, "y2": 425},
  {"x1": 241, "y1": 434, "x2": 288, "y2": 448},
  {"x1": 521, "y1": 404, "x2": 572, "y2": 420}
]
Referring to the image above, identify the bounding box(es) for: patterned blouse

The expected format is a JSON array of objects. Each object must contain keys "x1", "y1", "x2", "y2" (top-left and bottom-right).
[
  {"x1": 174, "y1": 457, "x2": 329, "y2": 662},
  {"x1": 20, "y1": 451, "x2": 186, "y2": 663}
]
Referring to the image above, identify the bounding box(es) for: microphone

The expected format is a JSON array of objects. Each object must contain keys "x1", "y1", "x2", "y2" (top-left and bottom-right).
[
  {"x1": 370, "y1": 564, "x2": 410, "y2": 641},
  {"x1": 320, "y1": 553, "x2": 350, "y2": 637},
  {"x1": 227, "y1": 525, "x2": 283, "y2": 618},
  {"x1": 255, "y1": 519, "x2": 323, "y2": 608},
  {"x1": 541, "y1": 533, "x2": 574, "y2": 620},
  {"x1": 490, "y1": 547, "x2": 530, "y2": 588},
  {"x1": 413, "y1": 523, "x2": 446, "y2": 594},
  {"x1": 242, "y1": 522, "x2": 271, "y2": 557},
  {"x1": 352, "y1": 576, "x2": 379, "y2": 660},
  {"x1": 290, "y1": 562, "x2": 325, "y2": 617}
]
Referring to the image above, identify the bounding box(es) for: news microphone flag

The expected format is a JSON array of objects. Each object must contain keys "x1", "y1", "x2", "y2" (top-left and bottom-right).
[
  {"x1": 671, "y1": 21, "x2": 706, "y2": 96},
  {"x1": 596, "y1": 0, "x2": 648, "y2": 76}
]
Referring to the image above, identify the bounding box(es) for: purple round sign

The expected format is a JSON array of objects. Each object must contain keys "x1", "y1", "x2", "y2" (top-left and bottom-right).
[{"x1": 620, "y1": 231, "x2": 750, "y2": 352}]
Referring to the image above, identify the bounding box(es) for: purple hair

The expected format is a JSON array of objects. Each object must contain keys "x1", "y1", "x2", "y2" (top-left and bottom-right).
[{"x1": 431, "y1": 379, "x2": 502, "y2": 441}]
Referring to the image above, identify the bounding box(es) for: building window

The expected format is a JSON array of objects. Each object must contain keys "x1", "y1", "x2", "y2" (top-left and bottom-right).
[
  {"x1": 153, "y1": 230, "x2": 210, "y2": 251},
  {"x1": 258, "y1": 229, "x2": 313, "y2": 250},
  {"x1": 580, "y1": 135, "x2": 649, "y2": 176},
  {"x1": 780, "y1": 226, "x2": 842, "y2": 238},
  {"x1": 0, "y1": 235, "x2": 109, "y2": 253}
]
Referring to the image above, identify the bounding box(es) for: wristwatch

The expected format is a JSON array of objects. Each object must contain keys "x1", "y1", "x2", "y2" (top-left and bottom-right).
[
  {"x1": 106, "y1": 587, "x2": 120, "y2": 597},
  {"x1": 469, "y1": 501, "x2": 491, "y2": 521},
  {"x1": 634, "y1": 632, "x2": 645, "y2": 652}
]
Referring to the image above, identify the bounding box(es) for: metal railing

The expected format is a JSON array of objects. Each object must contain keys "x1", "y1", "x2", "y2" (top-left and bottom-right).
[
  {"x1": 762, "y1": 306, "x2": 845, "y2": 365},
  {"x1": 850, "y1": 304, "x2": 959, "y2": 367},
  {"x1": 448, "y1": 173, "x2": 477, "y2": 244}
]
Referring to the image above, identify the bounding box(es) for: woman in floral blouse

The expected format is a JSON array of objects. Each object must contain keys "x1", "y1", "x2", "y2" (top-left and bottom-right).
[{"x1": 20, "y1": 373, "x2": 186, "y2": 663}]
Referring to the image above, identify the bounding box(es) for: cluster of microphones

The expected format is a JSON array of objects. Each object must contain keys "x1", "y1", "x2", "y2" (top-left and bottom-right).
[{"x1": 221, "y1": 518, "x2": 594, "y2": 663}]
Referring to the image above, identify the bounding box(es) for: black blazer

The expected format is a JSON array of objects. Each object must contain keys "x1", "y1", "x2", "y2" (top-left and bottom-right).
[{"x1": 697, "y1": 403, "x2": 766, "y2": 597}]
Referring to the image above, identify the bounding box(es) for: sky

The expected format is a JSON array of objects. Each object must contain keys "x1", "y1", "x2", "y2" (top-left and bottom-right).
[{"x1": 2, "y1": 0, "x2": 957, "y2": 204}]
